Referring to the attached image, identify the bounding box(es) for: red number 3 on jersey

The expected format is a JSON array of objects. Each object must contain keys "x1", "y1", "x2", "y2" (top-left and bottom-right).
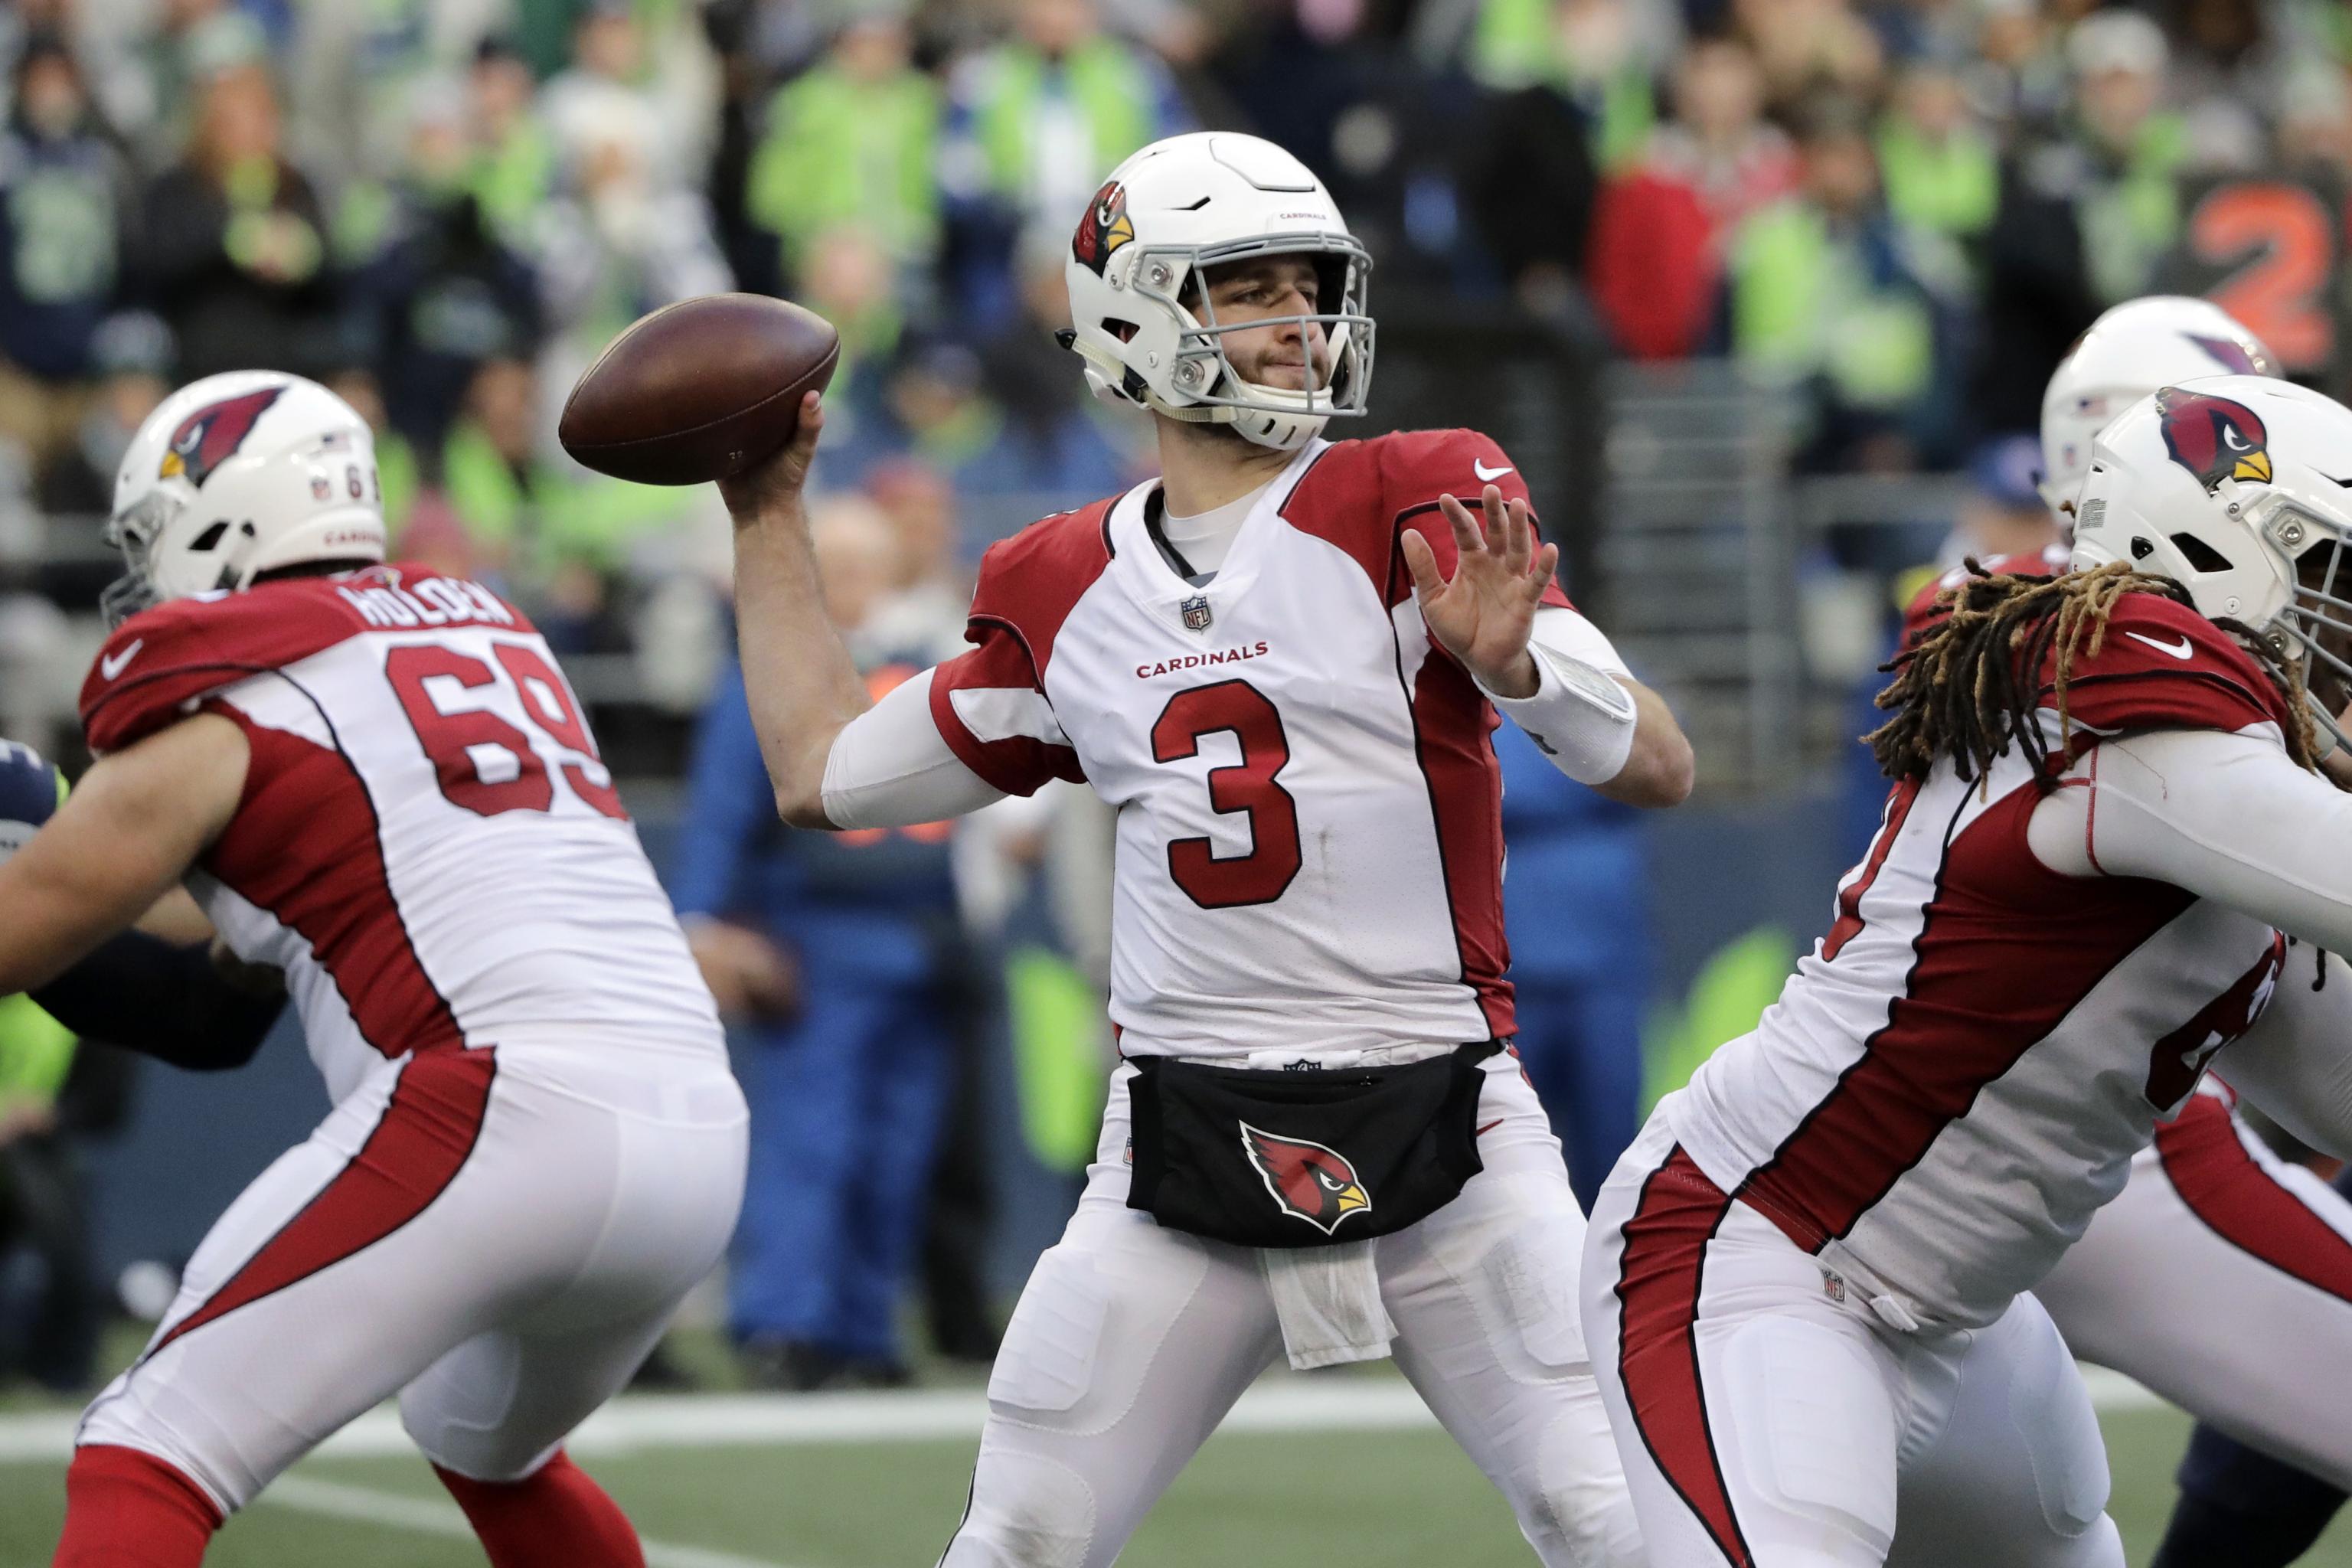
[
  {"x1": 386, "y1": 642, "x2": 626, "y2": 820},
  {"x1": 1151, "y1": 680, "x2": 1302, "y2": 909}
]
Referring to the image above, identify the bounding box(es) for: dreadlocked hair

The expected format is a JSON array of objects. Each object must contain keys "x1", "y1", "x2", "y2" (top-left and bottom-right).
[{"x1": 1865, "y1": 559, "x2": 2324, "y2": 789}]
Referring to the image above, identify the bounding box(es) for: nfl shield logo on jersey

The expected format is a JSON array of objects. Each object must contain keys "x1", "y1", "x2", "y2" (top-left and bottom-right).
[{"x1": 1181, "y1": 594, "x2": 1213, "y2": 632}]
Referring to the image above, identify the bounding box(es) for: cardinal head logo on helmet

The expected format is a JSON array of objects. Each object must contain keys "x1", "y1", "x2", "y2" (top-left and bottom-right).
[
  {"x1": 2158, "y1": 386, "x2": 2272, "y2": 493},
  {"x1": 1240, "y1": 1122, "x2": 1371, "y2": 1235},
  {"x1": 1071, "y1": 180, "x2": 1134, "y2": 277},
  {"x1": 158, "y1": 387, "x2": 283, "y2": 488}
]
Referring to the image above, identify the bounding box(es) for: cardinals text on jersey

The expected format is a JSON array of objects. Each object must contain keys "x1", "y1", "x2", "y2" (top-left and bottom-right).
[{"x1": 926, "y1": 430, "x2": 1573, "y2": 1060}]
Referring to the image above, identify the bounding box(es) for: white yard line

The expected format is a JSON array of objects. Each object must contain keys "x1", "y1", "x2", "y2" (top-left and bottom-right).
[
  {"x1": 0, "y1": 1367, "x2": 2169, "y2": 1467},
  {"x1": 260, "y1": 1475, "x2": 799, "y2": 1568}
]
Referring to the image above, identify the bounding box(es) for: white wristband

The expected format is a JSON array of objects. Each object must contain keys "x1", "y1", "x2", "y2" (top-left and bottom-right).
[{"x1": 1478, "y1": 642, "x2": 1638, "y2": 785}]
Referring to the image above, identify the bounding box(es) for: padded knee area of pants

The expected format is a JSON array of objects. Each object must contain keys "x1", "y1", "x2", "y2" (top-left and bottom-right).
[
  {"x1": 1722, "y1": 1317, "x2": 1898, "y2": 1557},
  {"x1": 400, "y1": 1339, "x2": 549, "y2": 1482},
  {"x1": 1434, "y1": 1175, "x2": 1590, "y2": 1383},
  {"x1": 987, "y1": 1246, "x2": 1118, "y2": 1421},
  {"x1": 987, "y1": 1229, "x2": 1212, "y2": 1432},
  {"x1": 1524, "y1": 1403, "x2": 1646, "y2": 1568},
  {"x1": 945, "y1": 1451, "x2": 1099, "y2": 1568},
  {"x1": 2007, "y1": 1343, "x2": 2111, "y2": 1539},
  {"x1": 1487, "y1": 1209, "x2": 1592, "y2": 1378}
]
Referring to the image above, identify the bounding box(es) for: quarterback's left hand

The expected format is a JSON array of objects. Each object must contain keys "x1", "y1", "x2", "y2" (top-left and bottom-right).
[{"x1": 1400, "y1": 485, "x2": 1557, "y2": 697}]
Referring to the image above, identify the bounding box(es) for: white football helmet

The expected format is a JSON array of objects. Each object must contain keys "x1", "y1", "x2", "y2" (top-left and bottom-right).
[
  {"x1": 2073, "y1": 374, "x2": 2352, "y2": 733},
  {"x1": 1059, "y1": 131, "x2": 1373, "y2": 452},
  {"x1": 2039, "y1": 295, "x2": 2277, "y2": 514},
  {"x1": 105, "y1": 371, "x2": 387, "y2": 625}
]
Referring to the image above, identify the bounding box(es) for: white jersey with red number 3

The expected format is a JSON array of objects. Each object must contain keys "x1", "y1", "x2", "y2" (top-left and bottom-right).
[
  {"x1": 929, "y1": 430, "x2": 1571, "y2": 1060},
  {"x1": 80, "y1": 565, "x2": 724, "y2": 1101},
  {"x1": 1665, "y1": 590, "x2": 2293, "y2": 1328}
]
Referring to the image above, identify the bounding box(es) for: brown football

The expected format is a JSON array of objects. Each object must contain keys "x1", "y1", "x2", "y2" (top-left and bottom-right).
[{"x1": 558, "y1": 294, "x2": 840, "y2": 485}]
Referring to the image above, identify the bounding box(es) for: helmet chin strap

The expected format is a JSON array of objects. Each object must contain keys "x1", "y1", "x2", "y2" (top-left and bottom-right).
[{"x1": 1061, "y1": 329, "x2": 1330, "y2": 446}]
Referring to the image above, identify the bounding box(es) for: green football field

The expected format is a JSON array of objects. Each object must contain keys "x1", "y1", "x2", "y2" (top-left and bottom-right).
[{"x1": 2, "y1": 1379, "x2": 2348, "y2": 1567}]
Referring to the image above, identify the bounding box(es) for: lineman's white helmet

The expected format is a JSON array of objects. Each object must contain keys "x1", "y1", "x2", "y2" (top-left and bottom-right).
[
  {"x1": 2073, "y1": 375, "x2": 2352, "y2": 729},
  {"x1": 2039, "y1": 295, "x2": 2276, "y2": 514},
  {"x1": 106, "y1": 371, "x2": 387, "y2": 625},
  {"x1": 1060, "y1": 132, "x2": 1373, "y2": 452}
]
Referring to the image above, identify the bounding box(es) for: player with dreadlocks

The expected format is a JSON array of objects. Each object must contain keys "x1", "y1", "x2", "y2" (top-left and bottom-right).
[
  {"x1": 1887, "y1": 301, "x2": 2352, "y2": 1568},
  {"x1": 1578, "y1": 374, "x2": 2352, "y2": 1568}
]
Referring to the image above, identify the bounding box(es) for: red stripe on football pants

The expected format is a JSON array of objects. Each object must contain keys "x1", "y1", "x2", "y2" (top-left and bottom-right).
[
  {"x1": 2158, "y1": 1092, "x2": 2352, "y2": 1306},
  {"x1": 151, "y1": 1048, "x2": 496, "y2": 1355},
  {"x1": 1614, "y1": 1146, "x2": 1756, "y2": 1568}
]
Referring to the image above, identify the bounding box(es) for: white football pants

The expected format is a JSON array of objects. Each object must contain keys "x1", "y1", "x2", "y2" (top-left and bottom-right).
[
  {"x1": 2034, "y1": 1087, "x2": 2352, "y2": 1490},
  {"x1": 1582, "y1": 1119, "x2": 2123, "y2": 1568},
  {"x1": 938, "y1": 1053, "x2": 1646, "y2": 1568},
  {"x1": 77, "y1": 1044, "x2": 747, "y2": 1514}
]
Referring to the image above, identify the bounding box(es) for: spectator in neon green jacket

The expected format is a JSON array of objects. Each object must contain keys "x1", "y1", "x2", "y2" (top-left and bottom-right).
[
  {"x1": 1732, "y1": 96, "x2": 1964, "y2": 469},
  {"x1": 1877, "y1": 62, "x2": 1998, "y2": 250},
  {"x1": 1465, "y1": 0, "x2": 1671, "y2": 173},
  {"x1": 747, "y1": 12, "x2": 940, "y2": 282},
  {"x1": 400, "y1": 358, "x2": 698, "y2": 647}
]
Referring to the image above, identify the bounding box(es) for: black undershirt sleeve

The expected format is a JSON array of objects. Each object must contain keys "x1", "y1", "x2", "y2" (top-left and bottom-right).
[{"x1": 28, "y1": 929, "x2": 284, "y2": 1071}]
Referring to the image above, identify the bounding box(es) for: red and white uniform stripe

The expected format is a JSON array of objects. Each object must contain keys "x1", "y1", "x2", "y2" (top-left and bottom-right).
[
  {"x1": 80, "y1": 566, "x2": 724, "y2": 1100},
  {"x1": 1670, "y1": 590, "x2": 2294, "y2": 1330},
  {"x1": 72, "y1": 567, "x2": 743, "y2": 1515}
]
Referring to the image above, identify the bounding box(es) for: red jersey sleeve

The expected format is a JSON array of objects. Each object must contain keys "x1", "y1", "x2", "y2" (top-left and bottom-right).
[
  {"x1": 926, "y1": 502, "x2": 1114, "y2": 796},
  {"x1": 80, "y1": 581, "x2": 368, "y2": 753},
  {"x1": 1380, "y1": 429, "x2": 1573, "y2": 613},
  {"x1": 929, "y1": 627, "x2": 1086, "y2": 795},
  {"x1": 2041, "y1": 591, "x2": 2292, "y2": 740}
]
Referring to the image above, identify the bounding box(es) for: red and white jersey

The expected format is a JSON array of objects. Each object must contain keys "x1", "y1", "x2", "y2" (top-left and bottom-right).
[
  {"x1": 929, "y1": 431, "x2": 1570, "y2": 1059},
  {"x1": 1903, "y1": 543, "x2": 2070, "y2": 642},
  {"x1": 1668, "y1": 590, "x2": 2292, "y2": 1328},
  {"x1": 80, "y1": 565, "x2": 724, "y2": 1102}
]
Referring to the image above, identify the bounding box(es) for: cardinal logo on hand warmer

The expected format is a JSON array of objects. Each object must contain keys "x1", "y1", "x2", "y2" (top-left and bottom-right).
[{"x1": 1241, "y1": 1122, "x2": 1372, "y2": 1235}]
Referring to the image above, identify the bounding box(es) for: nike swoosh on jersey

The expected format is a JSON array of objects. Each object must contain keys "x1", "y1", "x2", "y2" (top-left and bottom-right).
[
  {"x1": 1472, "y1": 459, "x2": 1514, "y2": 482},
  {"x1": 2123, "y1": 630, "x2": 2195, "y2": 661},
  {"x1": 100, "y1": 639, "x2": 143, "y2": 680}
]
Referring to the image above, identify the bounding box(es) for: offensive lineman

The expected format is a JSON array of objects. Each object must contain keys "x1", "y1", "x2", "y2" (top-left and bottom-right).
[
  {"x1": 1907, "y1": 298, "x2": 2352, "y2": 1520},
  {"x1": 6, "y1": 372, "x2": 748, "y2": 1568},
  {"x1": 1583, "y1": 375, "x2": 2352, "y2": 1568},
  {"x1": 724, "y1": 132, "x2": 1691, "y2": 1565}
]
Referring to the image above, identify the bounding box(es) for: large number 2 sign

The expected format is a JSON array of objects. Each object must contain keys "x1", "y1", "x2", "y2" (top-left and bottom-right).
[
  {"x1": 1150, "y1": 680, "x2": 1302, "y2": 909},
  {"x1": 387, "y1": 642, "x2": 626, "y2": 820},
  {"x1": 2184, "y1": 181, "x2": 2337, "y2": 372}
]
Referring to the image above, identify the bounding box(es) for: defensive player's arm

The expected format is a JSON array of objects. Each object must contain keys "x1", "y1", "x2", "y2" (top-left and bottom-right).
[
  {"x1": 718, "y1": 394, "x2": 880, "y2": 829},
  {"x1": 0, "y1": 714, "x2": 247, "y2": 995},
  {"x1": 28, "y1": 927, "x2": 283, "y2": 1071}
]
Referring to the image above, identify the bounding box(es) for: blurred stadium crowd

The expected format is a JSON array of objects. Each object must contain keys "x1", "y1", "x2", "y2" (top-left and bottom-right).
[{"x1": 3, "y1": 0, "x2": 2348, "y2": 666}]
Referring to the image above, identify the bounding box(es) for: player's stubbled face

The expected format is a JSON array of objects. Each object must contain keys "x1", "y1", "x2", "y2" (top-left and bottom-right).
[{"x1": 1202, "y1": 257, "x2": 1330, "y2": 394}]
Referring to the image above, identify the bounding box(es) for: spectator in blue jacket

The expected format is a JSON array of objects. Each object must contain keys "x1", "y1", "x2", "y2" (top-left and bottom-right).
[
  {"x1": 670, "y1": 496, "x2": 970, "y2": 1390},
  {"x1": 0, "y1": 34, "x2": 132, "y2": 479}
]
